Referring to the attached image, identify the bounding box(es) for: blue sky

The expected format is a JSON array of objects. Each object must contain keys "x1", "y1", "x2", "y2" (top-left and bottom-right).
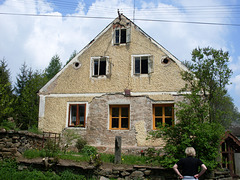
[{"x1": 0, "y1": 0, "x2": 240, "y2": 111}]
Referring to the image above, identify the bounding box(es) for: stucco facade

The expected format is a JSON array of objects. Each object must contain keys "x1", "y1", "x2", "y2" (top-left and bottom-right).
[{"x1": 38, "y1": 14, "x2": 188, "y2": 152}]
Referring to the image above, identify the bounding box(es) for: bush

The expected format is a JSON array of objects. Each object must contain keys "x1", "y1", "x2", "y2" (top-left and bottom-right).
[
  {"x1": 81, "y1": 145, "x2": 97, "y2": 156},
  {"x1": 75, "y1": 137, "x2": 87, "y2": 152},
  {"x1": 43, "y1": 139, "x2": 60, "y2": 157},
  {"x1": 0, "y1": 119, "x2": 16, "y2": 130}
]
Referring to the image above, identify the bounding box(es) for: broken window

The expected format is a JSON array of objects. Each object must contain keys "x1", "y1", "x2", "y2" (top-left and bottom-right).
[
  {"x1": 114, "y1": 27, "x2": 130, "y2": 45},
  {"x1": 91, "y1": 57, "x2": 110, "y2": 77},
  {"x1": 133, "y1": 55, "x2": 153, "y2": 75},
  {"x1": 153, "y1": 104, "x2": 174, "y2": 129},
  {"x1": 110, "y1": 105, "x2": 129, "y2": 130},
  {"x1": 68, "y1": 104, "x2": 86, "y2": 127},
  {"x1": 161, "y1": 56, "x2": 172, "y2": 65}
]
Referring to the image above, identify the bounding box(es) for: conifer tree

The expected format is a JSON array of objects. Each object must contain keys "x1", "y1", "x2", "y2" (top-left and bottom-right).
[
  {"x1": 0, "y1": 58, "x2": 14, "y2": 122},
  {"x1": 15, "y1": 63, "x2": 46, "y2": 129},
  {"x1": 45, "y1": 54, "x2": 62, "y2": 81}
]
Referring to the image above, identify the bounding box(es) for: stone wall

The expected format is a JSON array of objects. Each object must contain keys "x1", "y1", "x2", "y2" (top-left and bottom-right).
[
  {"x1": 18, "y1": 157, "x2": 233, "y2": 180},
  {"x1": 0, "y1": 129, "x2": 44, "y2": 159}
]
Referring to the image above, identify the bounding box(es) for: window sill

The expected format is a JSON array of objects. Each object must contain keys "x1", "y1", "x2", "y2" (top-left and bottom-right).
[
  {"x1": 66, "y1": 127, "x2": 87, "y2": 130},
  {"x1": 108, "y1": 129, "x2": 130, "y2": 131},
  {"x1": 113, "y1": 43, "x2": 128, "y2": 46},
  {"x1": 133, "y1": 74, "x2": 150, "y2": 77}
]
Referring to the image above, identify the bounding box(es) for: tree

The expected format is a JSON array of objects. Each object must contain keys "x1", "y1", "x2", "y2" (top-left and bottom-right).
[
  {"x1": 65, "y1": 50, "x2": 77, "y2": 66},
  {"x1": 0, "y1": 59, "x2": 14, "y2": 122},
  {"x1": 15, "y1": 62, "x2": 29, "y2": 96},
  {"x1": 151, "y1": 47, "x2": 234, "y2": 170},
  {"x1": 182, "y1": 47, "x2": 233, "y2": 127},
  {"x1": 45, "y1": 55, "x2": 62, "y2": 80},
  {"x1": 15, "y1": 63, "x2": 47, "y2": 129}
]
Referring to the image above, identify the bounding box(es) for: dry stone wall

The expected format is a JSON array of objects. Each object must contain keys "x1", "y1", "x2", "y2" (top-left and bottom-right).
[
  {"x1": 0, "y1": 129, "x2": 44, "y2": 159},
  {"x1": 17, "y1": 157, "x2": 232, "y2": 180}
]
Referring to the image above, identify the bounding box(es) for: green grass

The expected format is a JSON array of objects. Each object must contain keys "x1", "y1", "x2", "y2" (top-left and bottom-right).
[
  {"x1": 0, "y1": 159, "x2": 92, "y2": 180},
  {"x1": 23, "y1": 149, "x2": 162, "y2": 166}
]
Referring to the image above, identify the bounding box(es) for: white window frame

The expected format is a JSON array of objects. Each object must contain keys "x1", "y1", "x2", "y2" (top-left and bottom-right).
[
  {"x1": 131, "y1": 54, "x2": 154, "y2": 76},
  {"x1": 113, "y1": 27, "x2": 131, "y2": 45},
  {"x1": 90, "y1": 56, "x2": 110, "y2": 78}
]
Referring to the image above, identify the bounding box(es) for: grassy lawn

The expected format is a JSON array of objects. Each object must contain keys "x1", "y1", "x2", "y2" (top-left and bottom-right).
[
  {"x1": 23, "y1": 149, "x2": 161, "y2": 166},
  {"x1": 0, "y1": 159, "x2": 90, "y2": 180}
]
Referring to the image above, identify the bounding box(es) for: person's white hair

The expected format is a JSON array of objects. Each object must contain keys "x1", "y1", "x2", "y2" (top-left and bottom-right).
[{"x1": 185, "y1": 147, "x2": 196, "y2": 157}]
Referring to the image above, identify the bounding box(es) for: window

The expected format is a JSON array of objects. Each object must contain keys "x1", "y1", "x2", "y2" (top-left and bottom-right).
[
  {"x1": 133, "y1": 55, "x2": 153, "y2": 75},
  {"x1": 161, "y1": 56, "x2": 172, "y2": 66},
  {"x1": 153, "y1": 104, "x2": 174, "y2": 129},
  {"x1": 68, "y1": 104, "x2": 86, "y2": 127},
  {"x1": 110, "y1": 105, "x2": 129, "y2": 130},
  {"x1": 91, "y1": 57, "x2": 110, "y2": 77},
  {"x1": 114, "y1": 27, "x2": 130, "y2": 44}
]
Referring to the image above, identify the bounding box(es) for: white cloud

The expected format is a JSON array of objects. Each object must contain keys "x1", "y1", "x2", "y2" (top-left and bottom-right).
[{"x1": 232, "y1": 74, "x2": 240, "y2": 92}]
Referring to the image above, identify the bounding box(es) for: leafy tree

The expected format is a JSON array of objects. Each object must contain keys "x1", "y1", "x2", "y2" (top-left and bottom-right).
[
  {"x1": 151, "y1": 47, "x2": 234, "y2": 170},
  {"x1": 45, "y1": 55, "x2": 62, "y2": 80},
  {"x1": 0, "y1": 59, "x2": 14, "y2": 122},
  {"x1": 182, "y1": 47, "x2": 233, "y2": 127}
]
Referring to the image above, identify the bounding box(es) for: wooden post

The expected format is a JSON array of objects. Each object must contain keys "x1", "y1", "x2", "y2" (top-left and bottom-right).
[{"x1": 115, "y1": 136, "x2": 122, "y2": 164}]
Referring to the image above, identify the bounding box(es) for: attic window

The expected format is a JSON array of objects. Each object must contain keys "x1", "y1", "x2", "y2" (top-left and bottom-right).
[
  {"x1": 132, "y1": 55, "x2": 153, "y2": 75},
  {"x1": 91, "y1": 56, "x2": 110, "y2": 77},
  {"x1": 114, "y1": 27, "x2": 130, "y2": 45},
  {"x1": 161, "y1": 57, "x2": 172, "y2": 66},
  {"x1": 73, "y1": 62, "x2": 81, "y2": 69}
]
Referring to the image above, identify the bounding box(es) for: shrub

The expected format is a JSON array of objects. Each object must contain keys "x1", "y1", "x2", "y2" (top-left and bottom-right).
[
  {"x1": 43, "y1": 139, "x2": 60, "y2": 157},
  {"x1": 81, "y1": 145, "x2": 97, "y2": 156},
  {"x1": 0, "y1": 119, "x2": 16, "y2": 130},
  {"x1": 75, "y1": 137, "x2": 87, "y2": 152}
]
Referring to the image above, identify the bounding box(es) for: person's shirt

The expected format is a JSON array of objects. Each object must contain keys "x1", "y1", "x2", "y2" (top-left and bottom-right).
[{"x1": 176, "y1": 156, "x2": 203, "y2": 176}]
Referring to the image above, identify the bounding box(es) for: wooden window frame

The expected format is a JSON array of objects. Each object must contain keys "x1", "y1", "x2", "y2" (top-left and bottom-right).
[
  {"x1": 153, "y1": 104, "x2": 174, "y2": 130},
  {"x1": 109, "y1": 105, "x2": 130, "y2": 130},
  {"x1": 68, "y1": 104, "x2": 86, "y2": 128}
]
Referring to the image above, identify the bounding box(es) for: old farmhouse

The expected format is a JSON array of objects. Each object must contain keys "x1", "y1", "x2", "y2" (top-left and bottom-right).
[{"x1": 38, "y1": 14, "x2": 189, "y2": 153}]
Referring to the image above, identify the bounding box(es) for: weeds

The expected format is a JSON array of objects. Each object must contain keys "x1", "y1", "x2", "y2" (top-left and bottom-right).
[
  {"x1": 0, "y1": 159, "x2": 89, "y2": 180},
  {"x1": 75, "y1": 137, "x2": 87, "y2": 152}
]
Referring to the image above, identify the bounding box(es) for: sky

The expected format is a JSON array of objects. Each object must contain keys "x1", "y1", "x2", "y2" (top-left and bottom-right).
[{"x1": 0, "y1": 0, "x2": 240, "y2": 111}]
